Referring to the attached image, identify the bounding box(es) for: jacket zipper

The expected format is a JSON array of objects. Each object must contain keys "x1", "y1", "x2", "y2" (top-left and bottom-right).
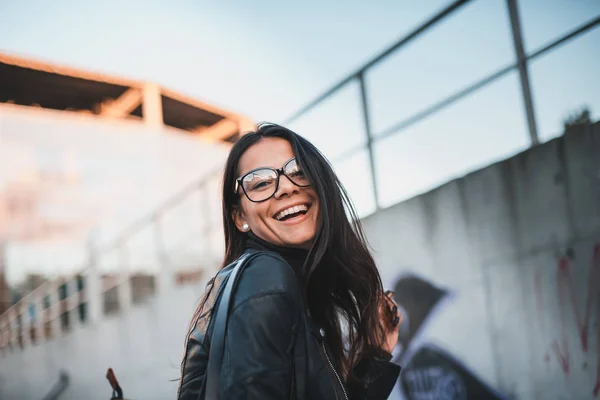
[{"x1": 319, "y1": 329, "x2": 349, "y2": 400}]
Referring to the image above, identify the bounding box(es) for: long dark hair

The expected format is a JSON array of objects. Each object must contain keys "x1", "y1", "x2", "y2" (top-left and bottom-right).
[{"x1": 221, "y1": 122, "x2": 385, "y2": 380}]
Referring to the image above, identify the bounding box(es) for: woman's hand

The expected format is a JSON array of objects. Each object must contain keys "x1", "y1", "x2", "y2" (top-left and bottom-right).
[{"x1": 378, "y1": 290, "x2": 402, "y2": 355}]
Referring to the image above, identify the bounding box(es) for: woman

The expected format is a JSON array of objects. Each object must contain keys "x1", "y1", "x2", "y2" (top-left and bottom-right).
[{"x1": 178, "y1": 123, "x2": 402, "y2": 399}]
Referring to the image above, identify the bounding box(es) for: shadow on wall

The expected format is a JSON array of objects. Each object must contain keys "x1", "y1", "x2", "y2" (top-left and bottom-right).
[{"x1": 388, "y1": 274, "x2": 507, "y2": 400}]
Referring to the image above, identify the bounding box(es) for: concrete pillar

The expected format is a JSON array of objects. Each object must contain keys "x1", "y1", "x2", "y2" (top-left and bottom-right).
[
  {"x1": 118, "y1": 243, "x2": 132, "y2": 312},
  {"x1": 8, "y1": 308, "x2": 18, "y2": 350},
  {"x1": 48, "y1": 283, "x2": 61, "y2": 338},
  {"x1": 68, "y1": 277, "x2": 81, "y2": 330},
  {"x1": 33, "y1": 295, "x2": 45, "y2": 344},
  {"x1": 142, "y1": 82, "x2": 163, "y2": 127},
  {"x1": 20, "y1": 302, "x2": 31, "y2": 348},
  {"x1": 0, "y1": 317, "x2": 7, "y2": 355}
]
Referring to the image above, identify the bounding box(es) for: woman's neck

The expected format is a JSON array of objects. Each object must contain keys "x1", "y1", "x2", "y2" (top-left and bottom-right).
[{"x1": 245, "y1": 232, "x2": 309, "y2": 272}]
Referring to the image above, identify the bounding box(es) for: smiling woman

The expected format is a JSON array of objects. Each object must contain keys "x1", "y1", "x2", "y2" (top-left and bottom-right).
[{"x1": 177, "y1": 123, "x2": 402, "y2": 400}]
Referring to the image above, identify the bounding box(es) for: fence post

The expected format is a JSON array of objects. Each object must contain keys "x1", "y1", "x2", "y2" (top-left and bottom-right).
[
  {"x1": 507, "y1": 0, "x2": 539, "y2": 146},
  {"x1": 357, "y1": 72, "x2": 381, "y2": 211}
]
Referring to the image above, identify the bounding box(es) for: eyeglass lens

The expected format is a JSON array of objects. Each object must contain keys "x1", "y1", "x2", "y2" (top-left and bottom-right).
[{"x1": 241, "y1": 159, "x2": 309, "y2": 201}]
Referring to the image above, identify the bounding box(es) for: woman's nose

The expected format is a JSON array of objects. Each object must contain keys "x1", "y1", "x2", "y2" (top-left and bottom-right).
[{"x1": 274, "y1": 174, "x2": 299, "y2": 198}]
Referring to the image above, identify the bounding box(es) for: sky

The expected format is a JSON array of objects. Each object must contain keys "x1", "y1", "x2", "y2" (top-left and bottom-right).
[{"x1": 0, "y1": 0, "x2": 599, "y2": 282}]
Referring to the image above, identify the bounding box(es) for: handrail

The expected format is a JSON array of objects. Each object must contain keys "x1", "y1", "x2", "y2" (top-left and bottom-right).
[
  {"x1": 0, "y1": 166, "x2": 222, "y2": 321},
  {"x1": 283, "y1": 0, "x2": 599, "y2": 213},
  {"x1": 285, "y1": 0, "x2": 473, "y2": 124},
  {"x1": 90, "y1": 165, "x2": 223, "y2": 257},
  {"x1": 376, "y1": 14, "x2": 600, "y2": 140},
  {"x1": 0, "y1": 164, "x2": 224, "y2": 354}
]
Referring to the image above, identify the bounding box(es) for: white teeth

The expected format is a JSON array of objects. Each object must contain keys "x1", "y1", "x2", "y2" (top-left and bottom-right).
[{"x1": 275, "y1": 204, "x2": 308, "y2": 220}]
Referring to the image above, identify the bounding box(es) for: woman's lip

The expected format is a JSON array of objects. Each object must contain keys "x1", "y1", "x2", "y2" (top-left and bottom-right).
[{"x1": 276, "y1": 209, "x2": 310, "y2": 225}]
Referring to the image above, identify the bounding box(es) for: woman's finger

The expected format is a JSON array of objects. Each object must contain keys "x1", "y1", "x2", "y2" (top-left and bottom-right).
[
  {"x1": 383, "y1": 293, "x2": 398, "y2": 309},
  {"x1": 384, "y1": 293, "x2": 402, "y2": 327}
]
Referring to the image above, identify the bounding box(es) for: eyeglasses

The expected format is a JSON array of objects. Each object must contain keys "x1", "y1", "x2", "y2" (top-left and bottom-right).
[{"x1": 234, "y1": 157, "x2": 310, "y2": 202}]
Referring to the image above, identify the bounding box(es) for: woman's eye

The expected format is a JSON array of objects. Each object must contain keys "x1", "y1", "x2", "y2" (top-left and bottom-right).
[{"x1": 252, "y1": 180, "x2": 273, "y2": 190}]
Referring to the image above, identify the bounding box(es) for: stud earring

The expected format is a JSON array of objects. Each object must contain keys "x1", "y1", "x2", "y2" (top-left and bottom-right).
[{"x1": 242, "y1": 223, "x2": 249, "y2": 232}]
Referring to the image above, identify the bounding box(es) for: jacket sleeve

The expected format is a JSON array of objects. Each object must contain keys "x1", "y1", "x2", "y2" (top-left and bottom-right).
[
  {"x1": 348, "y1": 347, "x2": 401, "y2": 400},
  {"x1": 219, "y1": 256, "x2": 302, "y2": 399}
]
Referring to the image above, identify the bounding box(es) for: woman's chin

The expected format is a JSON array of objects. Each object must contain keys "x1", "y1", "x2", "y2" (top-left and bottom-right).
[{"x1": 281, "y1": 231, "x2": 315, "y2": 249}]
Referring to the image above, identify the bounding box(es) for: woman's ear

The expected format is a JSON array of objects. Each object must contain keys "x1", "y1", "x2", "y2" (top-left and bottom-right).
[{"x1": 232, "y1": 206, "x2": 250, "y2": 233}]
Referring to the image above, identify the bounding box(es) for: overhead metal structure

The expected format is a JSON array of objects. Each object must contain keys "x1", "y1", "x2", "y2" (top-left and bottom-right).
[{"x1": 0, "y1": 52, "x2": 254, "y2": 143}]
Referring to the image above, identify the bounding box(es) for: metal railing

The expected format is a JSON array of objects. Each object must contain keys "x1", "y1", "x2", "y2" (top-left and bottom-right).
[
  {"x1": 0, "y1": 168, "x2": 224, "y2": 356},
  {"x1": 285, "y1": 0, "x2": 600, "y2": 210}
]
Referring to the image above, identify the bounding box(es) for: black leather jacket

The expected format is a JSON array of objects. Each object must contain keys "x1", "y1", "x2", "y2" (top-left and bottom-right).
[{"x1": 178, "y1": 237, "x2": 400, "y2": 399}]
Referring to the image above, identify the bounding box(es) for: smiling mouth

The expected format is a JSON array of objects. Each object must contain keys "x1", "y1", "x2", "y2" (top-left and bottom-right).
[{"x1": 274, "y1": 204, "x2": 310, "y2": 221}]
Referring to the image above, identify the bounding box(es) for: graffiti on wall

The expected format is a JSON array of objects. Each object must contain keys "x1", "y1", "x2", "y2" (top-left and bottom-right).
[
  {"x1": 388, "y1": 274, "x2": 507, "y2": 400},
  {"x1": 534, "y1": 243, "x2": 600, "y2": 398}
]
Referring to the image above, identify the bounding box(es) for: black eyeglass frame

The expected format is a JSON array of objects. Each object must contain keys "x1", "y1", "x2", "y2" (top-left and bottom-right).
[{"x1": 234, "y1": 157, "x2": 310, "y2": 203}]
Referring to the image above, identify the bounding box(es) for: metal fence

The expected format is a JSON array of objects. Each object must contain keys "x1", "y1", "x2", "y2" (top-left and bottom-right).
[
  {"x1": 0, "y1": 164, "x2": 224, "y2": 356},
  {"x1": 285, "y1": 0, "x2": 600, "y2": 211}
]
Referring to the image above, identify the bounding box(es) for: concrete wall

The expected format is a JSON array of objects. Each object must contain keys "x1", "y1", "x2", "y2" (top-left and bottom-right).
[
  {"x1": 364, "y1": 122, "x2": 600, "y2": 400},
  {"x1": 0, "y1": 123, "x2": 598, "y2": 400},
  {"x1": 0, "y1": 281, "x2": 210, "y2": 400},
  {"x1": 0, "y1": 103, "x2": 229, "y2": 284}
]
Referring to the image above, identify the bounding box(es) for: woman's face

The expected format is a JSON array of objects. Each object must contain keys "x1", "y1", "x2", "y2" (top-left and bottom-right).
[{"x1": 233, "y1": 137, "x2": 320, "y2": 250}]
